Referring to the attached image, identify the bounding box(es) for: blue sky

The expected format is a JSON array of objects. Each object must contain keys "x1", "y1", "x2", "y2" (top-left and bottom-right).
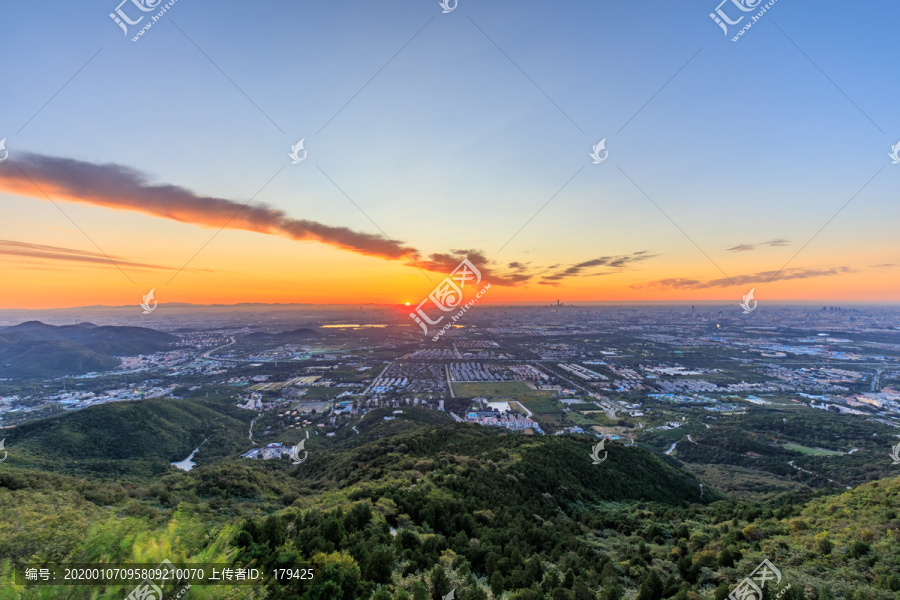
[{"x1": 0, "y1": 0, "x2": 897, "y2": 306}]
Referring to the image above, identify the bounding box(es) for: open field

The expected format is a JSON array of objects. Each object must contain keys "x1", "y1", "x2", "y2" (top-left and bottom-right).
[
  {"x1": 566, "y1": 411, "x2": 620, "y2": 427},
  {"x1": 250, "y1": 382, "x2": 278, "y2": 391},
  {"x1": 783, "y1": 443, "x2": 845, "y2": 456},
  {"x1": 290, "y1": 401, "x2": 330, "y2": 413},
  {"x1": 452, "y1": 381, "x2": 556, "y2": 403},
  {"x1": 300, "y1": 387, "x2": 345, "y2": 400},
  {"x1": 250, "y1": 376, "x2": 319, "y2": 391},
  {"x1": 515, "y1": 398, "x2": 562, "y2": 417}
]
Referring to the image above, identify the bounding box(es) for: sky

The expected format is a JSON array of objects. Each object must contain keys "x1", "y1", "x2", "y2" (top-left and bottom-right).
[{"x1": 0, "y1": 0, "x2": 898, "y2": 309}]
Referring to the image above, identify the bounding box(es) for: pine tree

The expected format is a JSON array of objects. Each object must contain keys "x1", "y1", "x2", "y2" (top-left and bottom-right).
[
  {"x1": 372, "y1": 588, "x2": 392, "y2": 600},
  {"x1": 719, "y1": 548, "x2": 735, "y2": 568},
  {"x1": 525, "y1": 555, "x2": 543, "y2": 586},
  {"x1": 573, "y1": 581, "x2": 592, "y2": 600},
  {"x1": 600, "y1": 582, "x2": 623, "y2": 600},
  {"x1": 601, "y1": 562, "x2": 618, "y2": 586},
  {"x1": 412, "y1": 580, "x2": 429, "y2": 600},
  {"x1": 490, "y1": 572, "x2": 505, "y2": 598},
  {"x1": 431, "y1": 565, "x2": 452, "y2": 600},
  {"x1": 636, "y1": 570, "x2": 664, "y2": 600}
]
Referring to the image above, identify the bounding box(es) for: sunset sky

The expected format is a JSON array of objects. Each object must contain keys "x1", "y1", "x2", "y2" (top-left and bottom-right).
[{"x1": 1, "y1": 0, "x2": 898, "y2": 309}]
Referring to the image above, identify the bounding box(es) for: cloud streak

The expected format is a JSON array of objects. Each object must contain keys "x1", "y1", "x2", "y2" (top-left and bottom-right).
[
  {"x1": 418, "y1": 250, "x2": 534, "y2": 286},
  {"x1": 538, "y1": 251, "x2": 658, "y2": 286},
  {"x1": 0, "y1": 153, "x2": 664, "y2": 289},
  {"x1": 725, "y1": 238, "x2": 791, "y2": 252},
  {"x1": 0, "y1": 153, "x2": 540, "y2": 286},
  {"x1": 0, "y1": 238, "x2": 207, "y2": 272},
  {"x1": 1, "y1": 152, "x2": 418, "y2": 261},
  {"x1": 635, "y1": 266, "x2": 854, "y2": 290}
]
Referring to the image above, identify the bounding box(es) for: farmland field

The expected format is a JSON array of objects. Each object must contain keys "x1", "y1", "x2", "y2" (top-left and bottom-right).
[
  {"x1": 783, "y1": 443, "x2": 845, "y2": 456},
  {"x1": 451, "y1": 381, "x2": 555, "y2": 402}
]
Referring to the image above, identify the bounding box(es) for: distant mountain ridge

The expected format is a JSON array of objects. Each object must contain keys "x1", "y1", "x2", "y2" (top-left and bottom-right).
[{"x1": 0, "y1": 321, "x2": 177, "y2": 378}]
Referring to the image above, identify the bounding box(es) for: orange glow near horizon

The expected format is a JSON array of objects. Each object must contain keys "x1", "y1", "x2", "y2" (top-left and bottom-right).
[
  {"x1": 1, "y1": 259, "x2": 899, "y2": 310},
  {"x1": 0, "y1": 188, "x2": 897, "y2": 310}
]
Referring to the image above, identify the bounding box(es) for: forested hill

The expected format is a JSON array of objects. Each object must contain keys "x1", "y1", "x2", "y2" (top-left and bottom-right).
[
  {"x1": 298, "y1": 424, "x2": 717, "y2": 506},
  {"x1": 0, "y1": 321, "x2": 177, "y2": 352},
  {"x1": 234, "y1": 466, "x2": 900, "y2": 600},
  {"x1": 230, "y1": 426, "x2": 720, "y2": 599},
  {"x1": 1, "y1": 406, "x2": 896, "y2": 600},
  {"x1": 0, "y1": 321, "x2": 177, "y2": 377},
  {"x1": 2, "y1": 397, "x2": 252, "y2": 478}
]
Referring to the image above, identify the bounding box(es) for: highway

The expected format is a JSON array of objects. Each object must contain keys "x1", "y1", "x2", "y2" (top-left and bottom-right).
[{"x1": 200, "y1": 337, "x2": 236, "y2": 360}]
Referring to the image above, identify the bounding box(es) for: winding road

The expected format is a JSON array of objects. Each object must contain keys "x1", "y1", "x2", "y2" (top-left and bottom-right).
[
  {"x1": 201, "y1": 337, "x2": 236, "y2": 361},
  {"x1": 249, "y1": 415, "x2": 259, "y2": 442},
  {"x1": 666, "y1": 434, "x2": 698, "y2": 455},
  {"x1": 787, "y1": 460, "x2": 850, "y2": 489}
]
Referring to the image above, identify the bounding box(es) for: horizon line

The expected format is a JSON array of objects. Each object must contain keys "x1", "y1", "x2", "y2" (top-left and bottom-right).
[{"x1": 1, "y1": 299, "x2": 899, "y2": 312}]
